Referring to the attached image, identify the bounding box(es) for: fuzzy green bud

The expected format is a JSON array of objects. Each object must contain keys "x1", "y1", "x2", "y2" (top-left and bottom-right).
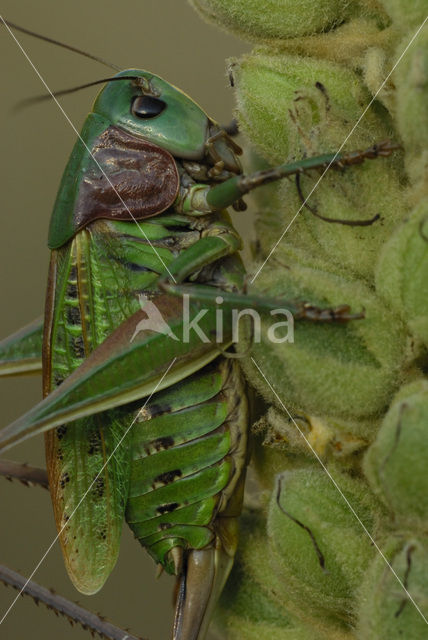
[
  {"x1": 393, "y1": 27, "x2": 428, "y2": 193},
  {"x1": 272, "y1": 160, "x2": 404, "y2": 281},
  {"x1": 217, "y1": 512, "x2": 354, "y2": 639},
  {"x1": 216, "y1": 536, "x2": 314, "y2": 639},
  {"x1": 250, "y1": 426, "x2": 316, "y2": 492},
  {"x1": 357, "y1": 537, "x2": 428, "y2": 639},
  {"x1": 380, "y1": 0, "x2": 428, "y2": 28},
  {"x1": 233, "y1": 52, "x2": 388, "y2": 163},
  {"x1": 267, "y1": 468, "x2": 377, "y2": 620},
  {"x1": 233, "y1": 52, "x2": 406, "y2": 280},
  {"x1": 241, "y1": 262, "x2": 406, "y2": 421},
  {"x1": 258, "y1": 406, "x2": 377, "y2": 465},
  {"x1": 376, "y1": 199, "x2": 428, "y2": 347},
  {"x1": 363, "y1": 379, "x2": 428, "y2": 527},
  {"x1": 189, "y1": 0, "x2": 353, "y2": 42}
]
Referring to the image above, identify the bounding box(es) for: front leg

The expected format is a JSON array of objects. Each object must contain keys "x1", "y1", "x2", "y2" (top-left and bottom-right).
[
  {"x1": 156, "y1": 217, "x2": 242, "y2": 287},
  {"x1": 154, "y1": 214, "x2": 363, "y2": 324},
  {"x1": 183, "y1": 141, "x2": 400, "y2": 212}
]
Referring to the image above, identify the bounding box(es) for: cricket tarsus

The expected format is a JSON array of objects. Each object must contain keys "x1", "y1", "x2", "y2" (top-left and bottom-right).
[
  {"x1": 0, "y1": 459, "x2": 48, "y2": 489},
  {"x1": 296, "y1": 303, "x2": 365, "y2": 323},
  {"x1": 0, "y1": 565, "x2": 145, "y2": 640},
  {"x1": 338, "y1": 140, "x2": 401, "y2": 164},
  {"x1": 238, "y1": 140, "x2": 400, "y2": 194}
]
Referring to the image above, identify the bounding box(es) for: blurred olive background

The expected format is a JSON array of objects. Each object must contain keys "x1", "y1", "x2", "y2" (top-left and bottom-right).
[{"x1": 0, "y1": 2, "x2": 249, "y2": 638}]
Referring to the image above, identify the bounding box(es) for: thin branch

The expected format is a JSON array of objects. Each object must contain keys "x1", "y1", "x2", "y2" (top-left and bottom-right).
[
  {"x1": 0, "y1": 459, "x2": 48, "y2": 489},
  {"x1": 0, "y1": 565, "x2": 145, "y2": 640}
]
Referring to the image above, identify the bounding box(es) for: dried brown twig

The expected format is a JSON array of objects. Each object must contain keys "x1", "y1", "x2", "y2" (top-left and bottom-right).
[
  {"x1": 0, "y1": 565, "x2": 145, "y2": 640},
  {"x1": 0, "y1": 459, "x2": 49, "y2": 489}
]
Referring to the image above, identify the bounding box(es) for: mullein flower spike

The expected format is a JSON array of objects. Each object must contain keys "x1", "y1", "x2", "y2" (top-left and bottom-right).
[{"x1": 189, "y1": 0, "x2": 428, "y2": 637}]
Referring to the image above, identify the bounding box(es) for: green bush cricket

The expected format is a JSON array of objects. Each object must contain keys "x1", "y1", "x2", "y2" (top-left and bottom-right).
[{"x1": 0, "y1": 17, "x2": 399, "y2": 640}]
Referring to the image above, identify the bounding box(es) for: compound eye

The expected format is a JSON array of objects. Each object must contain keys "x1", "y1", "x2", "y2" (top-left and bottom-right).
[{"x1": 131, "y1": 95, "x2": 166, "y2": 118}]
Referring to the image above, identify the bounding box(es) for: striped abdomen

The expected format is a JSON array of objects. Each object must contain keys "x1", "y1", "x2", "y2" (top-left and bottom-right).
[{"x1": 126, "y1": 358, "x2": 249, "y2": 574}]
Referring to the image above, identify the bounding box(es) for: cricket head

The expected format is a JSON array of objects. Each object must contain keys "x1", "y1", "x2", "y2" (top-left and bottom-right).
[
  {"x1": 93, "y1": 69, "x2": 242, "y2": 173},
  {"x1": 93, "y1": 69, "x2": 210, "y2": 160}
]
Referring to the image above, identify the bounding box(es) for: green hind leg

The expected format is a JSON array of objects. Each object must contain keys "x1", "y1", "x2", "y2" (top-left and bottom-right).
[
  {"x1": 154, "y1": 220, "x2": 362, "y2": 323},
  {"x1": 160, "y1": 281, "x2": 363, "y2": 323}
]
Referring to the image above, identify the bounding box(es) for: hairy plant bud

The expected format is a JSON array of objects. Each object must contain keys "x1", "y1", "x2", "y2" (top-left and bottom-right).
[
  {"x1": 376, "y1": 200, "x2": 428, "y2": 347},
  {"x1": 364, "y1": 379, "x2": 428, "y2": 527},
  {"x1": 256, "y1": 406, "x2": 376, "y2": 467},
  {"x1": 241, "y1": 262, "x2": 406, "y2": 421},
  {"x1": 217, "y1": 512, "x2": 355, "y2": 639},
  {"x1": 357, "y1": 536, "x2": 428, "y2": 639},
  {"x1": 189, "y1": 0, "x2": 353, "y2": 42},
  {"x1": 394, "y1": 27, "x2": 428, "y2": 194},
  {"x1": 267, "y1": 468, "x2": 378, "y2": 620},
  {"x1": 380, "y1": 0, "x2": 428, "y2": 28},
  {"x1": 232, "y1": 52, "x2": 406, "y2": 280}
]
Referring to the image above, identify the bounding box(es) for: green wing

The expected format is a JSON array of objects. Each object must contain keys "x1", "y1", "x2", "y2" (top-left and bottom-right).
[
  {"x1": 0, "y1": 291, "x2": 230, "y2": 454},
  {"x1": 0, "y1": 318, "x2": 43, "y2": 376}
]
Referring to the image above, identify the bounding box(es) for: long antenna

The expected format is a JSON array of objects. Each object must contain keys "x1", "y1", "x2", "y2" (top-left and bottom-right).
[
  {"x1": 15, "y1": 75, "x2": 146, "y2": 110},
  {"x1": 3, "y1": 19, "x2": 121, "y2": 71}
]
